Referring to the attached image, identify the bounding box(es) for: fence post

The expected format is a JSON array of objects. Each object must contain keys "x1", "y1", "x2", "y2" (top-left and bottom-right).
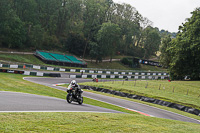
[
  {"x1": 173, "y1": 87, "x2": 175, "y2": 93},
  {"x1": 134, "y1": 80, "x2": 136, "y2": 87},
  {"x1": 159, "y1": 84, "x2": 161, "y2": 90},
  {"x1": 187, "y1": 89, "x2": 189, "y2": 95},
  {"x1": 145, "y1": 81, "x2": 148, "y2": 88}
]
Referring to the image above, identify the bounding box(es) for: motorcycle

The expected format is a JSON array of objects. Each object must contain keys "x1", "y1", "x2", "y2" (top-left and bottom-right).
[{"x1": 66, "y1": 86, "x2": 83, "y2": 105}]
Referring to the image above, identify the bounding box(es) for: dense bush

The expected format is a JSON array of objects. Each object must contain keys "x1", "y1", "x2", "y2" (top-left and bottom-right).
[{"x1": 121, "y1": 58, "x2": 133, "y2": 67}]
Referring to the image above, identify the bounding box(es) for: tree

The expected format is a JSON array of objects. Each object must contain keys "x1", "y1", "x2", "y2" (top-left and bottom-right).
[
  {"x1": 64, "y1": 32, "x2": 86, "y2": 56},
  {"x1": 82, "y1": 0, "x2": 110, "y2": 58},
  {"x1": 110, "y1": 3, "x2": 142, "y2": 56},
  {"x1": 97, "y1": 22, "x2": 121, "y2": 62},
  {"x1": 0, "y1": 0, "x2": 161, "y2": 60},
  {"x1": 159, "y1": 35, "x2": 172, "y2": 67},
  {"x1": 28, "y1": 24, "x2": 45, "y2": 49},
  {"x1": 0, "y1": 0, "x2": 26, "y2": 48},
  {"x1": 13, "y1": 0, "x2": 38, "y2": 25},
  {"x1": 160, "y1": 8, "x2": 200, "y2": 80},
  {"x1": 142, "y1": 26, "x2": 161, "y2": 59},
  {"x1": 89, "y1": 41, "x2": 102, "y2": 63}
]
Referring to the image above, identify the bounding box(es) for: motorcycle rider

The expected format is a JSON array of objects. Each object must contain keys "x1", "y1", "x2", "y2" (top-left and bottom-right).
[{"x1": 67, "y1": 80, "x2": 83, "y2": 97}]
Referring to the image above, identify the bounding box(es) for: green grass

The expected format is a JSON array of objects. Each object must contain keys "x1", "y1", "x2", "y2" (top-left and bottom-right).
[
  {"x1": 80, "y1": 80, "x2": 200, "y2": 110},
  {"x1": 137, "y1": 64, "x2": 166, "y2": 71},
  {"x1": 87, "y1": 61, "x2": 166, "y2": 71},
  {"x1": 0, "y1": 53, "x2": 45, "y2": 65},
  {"x1": 87, "y1": 61, "x2": 131, "y2": 70},
  {"x1": 0, "y1": 73, "x2": 65, "y2": 99},
  {"x1": 0, "y1": 112, "x2": 200, "y2": 133}
]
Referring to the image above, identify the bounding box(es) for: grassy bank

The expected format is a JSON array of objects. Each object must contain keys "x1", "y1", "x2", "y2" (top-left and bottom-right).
[
  {"x1": 0, "y1": 53, "x2": 166, "y2": 71},
  {"x1": 80, "y1": 80, "x2": 200, "y2": 110},
  {"x1": 0, "y1": 112, "x2": 200, "y2": 133},
  {"x1": 0, "y1": 53, "x2": 45, "y2": 65},
  {"x1": 87, "y1": 61, "x2": 166, "y2": 71}
]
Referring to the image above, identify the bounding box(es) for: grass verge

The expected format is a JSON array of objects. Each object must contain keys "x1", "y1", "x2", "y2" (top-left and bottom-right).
[{"x1": 0, "y1": 112, "x2": 200, "y2": 133}]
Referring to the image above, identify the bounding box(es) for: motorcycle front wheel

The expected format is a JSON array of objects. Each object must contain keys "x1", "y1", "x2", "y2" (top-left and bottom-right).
[
  {"x1": 66, "y1": 93, "x2": 72, "y2": 103},
  {"x1": 78, "y1": 96, "x2": 83, "y2": 105}
]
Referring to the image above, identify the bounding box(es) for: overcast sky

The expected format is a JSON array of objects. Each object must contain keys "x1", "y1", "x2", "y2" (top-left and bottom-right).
[{"x1": 113, "y1": 0, "x2": 200, "y2": 32}]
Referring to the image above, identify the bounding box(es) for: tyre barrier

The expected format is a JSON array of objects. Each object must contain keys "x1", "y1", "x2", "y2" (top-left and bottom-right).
[
  {"x1": 81, "y1": 85, "x2": 200, "y2": 116},
  {"x1": 49, "y1": 73, "x2": 61, "y2": 77},
  {"x1": 0, "y1": 69, "x2": 24, "y2": 74}
]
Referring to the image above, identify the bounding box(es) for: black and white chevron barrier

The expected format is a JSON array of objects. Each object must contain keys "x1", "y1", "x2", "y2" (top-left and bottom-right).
[
  {"x1": 0, "y1": 63, "x2": 168, "y2": 76},
  {"x1": 69, "y1": 74, "x2": 168, "y2": 80},
  {"x1": 0, "y1": 63, "x2": 169, "y2": 79}
]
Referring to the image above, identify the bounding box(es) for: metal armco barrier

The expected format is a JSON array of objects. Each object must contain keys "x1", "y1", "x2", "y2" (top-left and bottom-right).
[
  {"x1": 0, "y1": 69, "x2": 61, "y2": 77},
  {"x1": 23, "y1": 71, "x2": 61, "y2": 77}
]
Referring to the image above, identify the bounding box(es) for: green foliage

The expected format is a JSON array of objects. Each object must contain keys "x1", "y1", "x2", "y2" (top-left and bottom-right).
[
  {"x1": 4, "y1": 16, "x2": 26, "y2": 48},
  {"x1": 0, "y1": 0, "x2": 26, "y2": 48},
  {"x1": 159, "y1": 35, "x2": 172, "y2": 67},
  {"x1": 121, "y1": 57, "x2": 133, "y2": 67},
  {"x1": 160, "y1": 8, "x2": 200, "y2": 80},
  {"x1": 0, "y1": 0, "x2": 161, "y2": 60},
  {"x1": 89, "y1": 41, "x2": 102, "y2": 62},
  {"x1": 97, "y1": 22, "x2": 121, "y2": 61},
  {"x1": 28, "y1": 24, "x2": 44, "y2": 49},
  {"x1": 64, "y1": 32, "x2": 86, "y2": 56},
  {"x1": 159, "y1": 29, "x2": 177, "y2": 39},
  {"x1": 142, "y1": 26, "x2": 161, "y2": 58}
]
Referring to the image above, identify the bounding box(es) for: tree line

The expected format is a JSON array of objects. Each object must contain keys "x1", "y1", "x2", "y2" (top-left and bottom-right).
[
  {"x1": 160, "y1": 7, "x2": 200, "y2": 80},
  {"x1": 0, "y1": 0, "x2": 162, "y2": 62}
]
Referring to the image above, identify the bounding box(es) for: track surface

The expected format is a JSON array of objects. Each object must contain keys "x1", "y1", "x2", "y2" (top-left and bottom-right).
[
  {"x1": 23, "y1": 77, "x2": 200, "y2": 124},
  {"x1": 0, "y1": 91, "x2": 123, "y2": 113}
]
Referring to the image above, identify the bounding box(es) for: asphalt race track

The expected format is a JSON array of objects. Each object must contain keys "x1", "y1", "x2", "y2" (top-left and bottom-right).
[
  {"x1": 1, "y1": 76, "x2": 199, "y2": 124},
  {"x1": 0, "y1": 91, "x2": 123, "y2": 113}
]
